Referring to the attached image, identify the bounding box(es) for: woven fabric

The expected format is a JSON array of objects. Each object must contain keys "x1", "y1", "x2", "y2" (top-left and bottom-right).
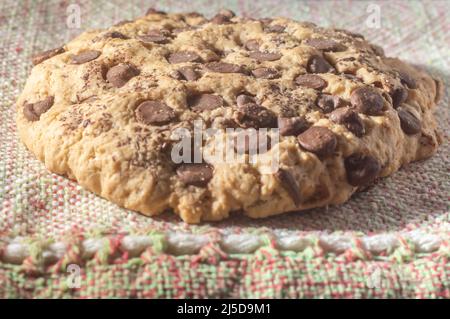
[
  {"x1": 1, "y1": 249, "x2": 449, "y2": 298},
  {"x1": 0, "y1": 0, "x2": 449, "y2": 298}
]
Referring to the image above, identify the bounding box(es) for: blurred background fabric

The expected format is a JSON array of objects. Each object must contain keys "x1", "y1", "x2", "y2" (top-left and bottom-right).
[{"x1": 0, "y1": 0, "x2": 448, "y2": 298}]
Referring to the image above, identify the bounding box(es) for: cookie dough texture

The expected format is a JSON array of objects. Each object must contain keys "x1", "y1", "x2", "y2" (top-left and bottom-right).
[{"x1": 16, "y1": 9, "x2": 442, "y2": 223}]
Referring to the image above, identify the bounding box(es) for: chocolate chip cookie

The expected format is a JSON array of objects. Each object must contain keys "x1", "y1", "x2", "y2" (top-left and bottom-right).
[{"x1": 16, "y1": 9, "x2": 442, "y2": 223}]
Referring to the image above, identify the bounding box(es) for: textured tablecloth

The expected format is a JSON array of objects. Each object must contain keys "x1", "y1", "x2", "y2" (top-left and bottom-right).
[{"x1": 0, "y1": 0, "x2": 449, "y2": 298}]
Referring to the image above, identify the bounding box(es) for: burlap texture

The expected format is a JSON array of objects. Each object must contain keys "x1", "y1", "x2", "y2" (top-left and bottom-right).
[{"x1": 0, "y1": 0, "x2": 448, "y2": 298}]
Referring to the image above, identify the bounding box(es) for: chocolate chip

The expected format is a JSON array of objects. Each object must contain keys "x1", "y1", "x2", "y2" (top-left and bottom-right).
[
  {"x1": 176, "y1": 163, "x2": 213, "y2": 187},
  {"x1": 278, "y1": 117, "x2": 309, "y2": 136},
  {"x1": 33, "y1": 97, "x2": 55, "y2": 115},
  {"x1": 217, "y1": 118, "x2": 240, "y2": 129},
  {"x1": 390, "y1": 86, "x2": 408, "y2": 108},
  {"x1": 32, "y1": 47, "x2": 65, "y2": 65},
  {"x1": 397, "y1": 70, "x2": 417, "y2": 89},
  {"x1": 372, "y1": 81, "x2": 384, "y2": 90},
  {"x1": 210, "y1": 14, "x2": 231, "y2": 24},
  {"x1": 234, "y1": 131, "x2": 272, "y2": 155},
  {"x1": 23, "y1": 104, "x2": 39, "y2": 121},
  {"x1": 344, "y1": 154, "x2": 380, "y2": 186},
  {"x1": 236, "y1": 94, "x2": 256, "y2": 107},
  {"x1": 135, "y1": 101, "x2": 176, "y2": 125},
  {"x1": 252, "y1": 67, "x2": 280, "y2": 79},
  {"x1": 146, "y1": 8, "x2": 166, "y2": 15},
  {"x1": 316, "y1": 94, "x2": 346, "y2": 113},
  {"x1": 297, "y1": 126, "x2": 337, "y2": 156},
  {"x1": 235, "y1": 104, "x2": 277, "y2": 128},
  {"x1": 139, "y1": 34, "x2": 168, "y2": 44},
  {"x1": 295, "y1": 74, "x2": 327, "y2": 90},
  {"x1": 307, "y1": 55, "x2": 335, "y2": 73},
  {"x1": 434, "y1": 78, "x2": 443, "y2": 104},
  {"x1": 71, "y1": 50, "x2": 101, "y2": 64},
  {"x1": 249, "y1": 51, "x2": 282, "y2": 62},
  {"x1": 397, "y1": 108, "x2": 421, "y2": 135},
  {"x1": 106, "y1": 63, "x2": 140, "y2": 88},
  {"x1": 23, "y1": 96, "x2": 54, "y2": 121},
  {"x1": 138, "y1": 29, "x2": 170, "y2": 44},
  {"x1": 178, "y1": 66, "x2": 199, "y2": 81},
  {"x1": 188, "y1": 94, "x2": 223, "y2": 111},
  {"x1": 342, "y1": 73, "x2": 361, "y2": 82},
  {"x1": 275, "y1": 169, "x2": 301, "y2": 206},
  {"x1": 302, "y1": 22, "x2": 318, "y2": 29},
  {"x1": 155, "y1": 28, "x2": 172, "y2": 36},
  {"x1": 264, "y1": 24, "x2": 285, "y2": 33},
  {"x1": 205, "y1": 62, "x2": 242, "y2": 73},
  {"x1": 103, "y1": 31, "x2": 129, "y2": 39},
  {"x1": 170, "y1": 70, "x2": 183, "y2": 80},
  {"x1": 244, "y1": 40, "x2": 260, "y2": 51},
  {"x1": 186, "y1": 12, "x2": 203, "y2": 18},
  {"x1": 350, "y1": 86, "x2": 384, "y2": 115},
  {"x1": 114, "y1": 20, "x2": 132, "y2": 27},
  {"x1": 260, "y1": 18, "x2": 273, "y2": 25},
  {"x1": 371, "y1": 44, "x2": 385, "y2": 57},
  {"x1": 329, "y1": 107, "x2": 365, "y2": 137},
  {"x1": 339, "y1": 57, "x2": 357, "y2": 63},
  {"x1": 334, "y1": 28, "x2": 365, "y2": 39},
  {"x1": 168, "y1": 51, "x2": 202, "y2": 64},
  {"x1": 304, "y1": 38, "x2": 345, "y2": 51},
  {"x1": 217, "y1": 9, "x2": 235, "y2": 18}
]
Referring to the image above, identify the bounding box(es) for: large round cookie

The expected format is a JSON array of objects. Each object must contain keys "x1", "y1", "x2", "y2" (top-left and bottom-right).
[{"x1": 16, "y1": 9, "x2": 442, "y2": 223}]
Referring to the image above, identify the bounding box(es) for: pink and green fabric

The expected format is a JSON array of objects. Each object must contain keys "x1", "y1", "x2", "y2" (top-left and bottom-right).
[{"x1": 0, "y1": 0, "x2": 449, "y2": 298}]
